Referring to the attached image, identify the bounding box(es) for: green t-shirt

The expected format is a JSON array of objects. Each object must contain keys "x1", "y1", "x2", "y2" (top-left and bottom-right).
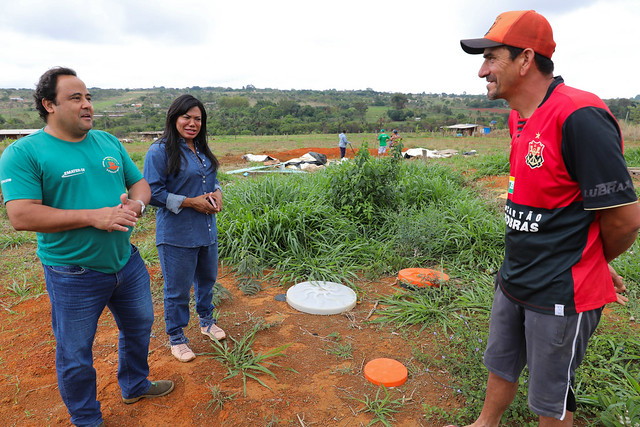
[
  {"x1": 0, "y1": 129, "x2": 143, "y2": 273},
  {"x1": 378, "y1": 133, "x2": 390, "y2": 146}
]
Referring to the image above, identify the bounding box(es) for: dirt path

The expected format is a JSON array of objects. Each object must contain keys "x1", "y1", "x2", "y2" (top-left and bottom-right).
[{"x1": 0, "y1": 269, "x2": 459, "y2": 426}]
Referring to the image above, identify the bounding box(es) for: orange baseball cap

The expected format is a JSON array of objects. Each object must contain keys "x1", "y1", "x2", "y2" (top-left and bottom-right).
[{"x1": 460, "y1": 10, "x2": 555, "y2": 59}]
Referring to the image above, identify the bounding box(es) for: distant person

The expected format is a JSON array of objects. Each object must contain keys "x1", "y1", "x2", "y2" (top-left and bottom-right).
[
  {"x1": 338, "y1": 129, "x2": 350, "y2": 158},
  {"x1": 457, "y1": 10, "x2": 640, "y2": 426},
  {"x1": 389, "y1": 129, "x2": 402, "y2": 149},
  {"x1": 0, "y1": 67, "x2": 173, "y2": 426},
  {"x1": 144, "y1": 94, "x2": 226, "y2": 363},
  {"x1": 377, "y1": 129, "x2": 390, "y2": 155}
]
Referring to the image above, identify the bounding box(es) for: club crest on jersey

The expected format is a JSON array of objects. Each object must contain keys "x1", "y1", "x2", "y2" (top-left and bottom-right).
[
  {"x1": 525, "y1": 138, "x2": 545, "y2": 169},
  {"x1": 102, "y1": 156, "x2": 121, "y2": 173}
]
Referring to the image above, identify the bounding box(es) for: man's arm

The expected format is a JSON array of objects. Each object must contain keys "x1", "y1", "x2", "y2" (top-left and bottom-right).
[
  {"x1": 6, "y1": 199, "x2": 139, "y2": 233},
  {"x1": 119, "y1": 178, "x2": 152, "y2": 216},
  {"x1": 599, "y1": 202, "x2": 640, "y2": 262}
]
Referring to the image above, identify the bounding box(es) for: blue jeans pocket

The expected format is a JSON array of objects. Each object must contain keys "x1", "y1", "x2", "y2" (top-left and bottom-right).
[{"x1": 46, "y1": 265, "x2": 87, "y2": 275}]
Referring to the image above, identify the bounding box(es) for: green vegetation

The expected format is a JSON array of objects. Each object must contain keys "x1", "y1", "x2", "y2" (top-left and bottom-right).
[
  {"x1": 204, "y1": 318, "x2": 293, "y2": 396},
  {"x1": 0, "y1": 86, "x2": 513, "y2": 137},
  {"x1": 0, "y1": 233, "x2": 35, "y2": 249},
  {"x1": 205, "y1": 384, "x2": 237, "y2": 413},
  {"x1": 218, "y1": 146, "x2": 504, "y2": 287},
  {"x1": 353, "y1": 385, "x2": 405, "y2": 427}
]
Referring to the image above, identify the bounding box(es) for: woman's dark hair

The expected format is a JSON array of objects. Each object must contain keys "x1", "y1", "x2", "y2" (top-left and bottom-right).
[
  {"x1": 33, "y1": 67, "x2": 77, "y2": 122},
  {"x1": 506, "y1": 46, "x2": 554, "y2": 75},
  {"x1": 159, "y1": 94, "x2": 219, "y2": 176}
]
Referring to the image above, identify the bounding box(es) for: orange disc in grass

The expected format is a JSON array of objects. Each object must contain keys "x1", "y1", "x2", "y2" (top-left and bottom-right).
[
  {"x1": 364, "y1": 358, "x2": 408, "y2": 387},
  {"x1": 398, "y1": 268, "x2": 449, "y2": 288}
]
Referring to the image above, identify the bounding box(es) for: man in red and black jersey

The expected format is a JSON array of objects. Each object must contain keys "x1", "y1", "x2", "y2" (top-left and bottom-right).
[{"x1": 458, "y1": 10, "x2": 640, "y2": 426}]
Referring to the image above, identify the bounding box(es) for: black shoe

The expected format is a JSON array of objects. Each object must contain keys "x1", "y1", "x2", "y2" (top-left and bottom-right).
[{"x1": 122, "y1": 380, "x2": 174, "y2": 404}]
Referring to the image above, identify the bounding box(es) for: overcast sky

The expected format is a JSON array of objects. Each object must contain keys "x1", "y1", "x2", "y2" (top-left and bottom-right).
[{"x1": 1, "y1": 0, "x2": 637, "y2": 99}]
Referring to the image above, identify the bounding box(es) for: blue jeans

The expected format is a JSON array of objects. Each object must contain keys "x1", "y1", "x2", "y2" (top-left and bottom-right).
[
  {"x1": 157, "y1": 244, "x2": 218, "y2": 345},
  {"x1": 43, "y1": 245, "x2": 153, "y2": 427}
]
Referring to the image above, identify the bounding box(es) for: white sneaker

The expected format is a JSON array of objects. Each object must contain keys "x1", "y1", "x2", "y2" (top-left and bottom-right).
[
  {"x1": 171, "y1": 343, "x2": 196, "y2": 362},
  {"x1": 201, "y1": 324, "x2": 226, "y2": 341}
]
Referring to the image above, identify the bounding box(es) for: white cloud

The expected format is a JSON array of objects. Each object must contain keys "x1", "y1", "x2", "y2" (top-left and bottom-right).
[{"x1": 0, "y1": 0, "x2": 638, "y2": 98}]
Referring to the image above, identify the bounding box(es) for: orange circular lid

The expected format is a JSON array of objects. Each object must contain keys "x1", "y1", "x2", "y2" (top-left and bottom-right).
[
  {"x1": 364, "y1": 358, "x2": 408, "y2": 387},
  {"x1": 398, "y1": 268, "x2": 449, "y2": 288}
]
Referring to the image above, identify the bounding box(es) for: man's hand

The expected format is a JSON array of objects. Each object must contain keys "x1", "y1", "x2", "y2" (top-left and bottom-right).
[
  {"x1": 609, "y1": 264, "x2": 629, "y2": 306},
  {"x1": 91, "y1": 194, "x2": 139, "y2": 232},
  {"x1": 119, "y1": 193, "x2": 144, "y2": 216}
]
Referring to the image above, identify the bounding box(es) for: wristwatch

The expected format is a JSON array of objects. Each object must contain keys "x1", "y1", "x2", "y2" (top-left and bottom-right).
[{"x1": 135, "y1": 200, "x2": 146, "y2": 216}]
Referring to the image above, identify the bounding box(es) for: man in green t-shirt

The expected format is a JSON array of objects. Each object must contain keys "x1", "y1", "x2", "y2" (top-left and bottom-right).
[
  {"x1": 0, "y1": 67, "x2": 173, "y2": 426},
  {"x1": 378, "y1": 129, "x2": 390, "y2": 155}
]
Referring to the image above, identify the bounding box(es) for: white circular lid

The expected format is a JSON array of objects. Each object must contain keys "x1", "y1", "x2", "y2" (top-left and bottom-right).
[{"x1": 286, "y1": 281, "x2": 357, "y2": 315}]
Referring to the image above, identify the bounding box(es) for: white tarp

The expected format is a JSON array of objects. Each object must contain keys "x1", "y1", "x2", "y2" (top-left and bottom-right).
[
  {"x1": 402, "y1": 148, "x2": 458, "y2": 159},
  {"x1": 242, "y1": 153, "x2": 277, "y2": 162}
]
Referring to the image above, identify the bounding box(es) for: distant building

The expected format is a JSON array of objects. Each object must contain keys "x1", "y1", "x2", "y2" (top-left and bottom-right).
[
  {"x1": 441, "y1": 123, "x2": 483, "y2": 137},
  {"x1": 0, "y1": 129, "x2": 40, "y2": 141},
  {"x1": 137, "y1": 131, "x2": 164, "y2": 141}
]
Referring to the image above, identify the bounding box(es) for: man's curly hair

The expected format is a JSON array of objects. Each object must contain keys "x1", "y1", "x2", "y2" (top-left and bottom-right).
[{"x1": 33, "y1": 67, "x2": 77, "y2": 122}]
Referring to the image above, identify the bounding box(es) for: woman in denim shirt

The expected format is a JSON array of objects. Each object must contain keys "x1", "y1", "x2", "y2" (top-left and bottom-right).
[{"x1": 144, "y1": 95, "x2": 226, "y2": 362}]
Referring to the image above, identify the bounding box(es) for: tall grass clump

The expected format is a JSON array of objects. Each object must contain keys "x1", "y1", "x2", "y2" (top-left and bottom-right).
[
  {"x1": 575, "y1": 321, "x2": 640, "y2": 425},
  {"x1": 217, "y1": 172, "x2": 378, "y2": 284},
  {"x1": 371, "y1": 276, "x2": 494, "y2": 332},
  {"x1": 204, "y1": 318, "x2": 292, "y2": 396},
  {"x1": 0, "y1": 232, "x2": 36, "y2": 249},
  {"x1": 468, "y1": 151, "x2": 510, "y2": 179},
  {"x1": 218, "y1": 141, "x2": 506, "y2": 283},
  {"x1": 326, "y1": 141, "x2": 402, "y2": 226},
  {"x1": 624, "y1": 147, "x2": 640, "y2": 167},
  {"x1": 390, "y1": 161, "x2": 505, "y2": 274}
]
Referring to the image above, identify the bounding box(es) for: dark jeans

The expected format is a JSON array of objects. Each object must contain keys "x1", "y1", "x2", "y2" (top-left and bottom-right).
[
  {"x1": 157, "y1": 243, "x2": 218, "y2": 345},
  {"x1": 43, "y1": 245, "x2": 153, "y2": 426}
]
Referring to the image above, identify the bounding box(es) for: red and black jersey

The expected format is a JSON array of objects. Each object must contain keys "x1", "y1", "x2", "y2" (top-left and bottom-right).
[{"x1": 498, "y1": 76, "x2": 637, "y2": 315}]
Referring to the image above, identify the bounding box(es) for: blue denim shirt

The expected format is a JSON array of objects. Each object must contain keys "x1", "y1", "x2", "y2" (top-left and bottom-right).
[{"x1": 143, "y1": 138, "x2": 221, "y2": 247}]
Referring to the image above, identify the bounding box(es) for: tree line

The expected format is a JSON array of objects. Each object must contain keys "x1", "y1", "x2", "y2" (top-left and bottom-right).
[{"x1": 1, "y1": 86, "x2": 639, "y2": 137}]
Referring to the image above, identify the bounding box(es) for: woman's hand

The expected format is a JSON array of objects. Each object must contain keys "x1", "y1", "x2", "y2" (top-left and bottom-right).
[
  {"x1": 182, "y1": 194, "x2": 218, "y2": 215},
  {"x1": 208, "y1": 189, "x2": 223, "y2": 213}
]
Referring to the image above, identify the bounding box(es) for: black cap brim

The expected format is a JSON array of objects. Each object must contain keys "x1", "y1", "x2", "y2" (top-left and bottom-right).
[{"x1": 460, "y1": 38, "x2": 503, "y2": 54}]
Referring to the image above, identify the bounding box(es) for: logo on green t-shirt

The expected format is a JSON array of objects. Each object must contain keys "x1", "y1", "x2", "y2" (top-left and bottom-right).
[{"x1": 103, "y1": 156, "x2": 121, "y2": 173}]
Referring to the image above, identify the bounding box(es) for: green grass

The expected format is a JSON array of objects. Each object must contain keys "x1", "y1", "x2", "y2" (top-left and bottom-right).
[
  {"x1": 324, "y1": 342, "x2": 353, "y2": 360},
  {"x1": 625, "y1": 147, "x2": 640, "y2": 167},
  {"x1": 6, "y1": 275, "x2": 46, "y2": 303},
  {"x1": 205, "y1": 384, "x2": 237, "y2": 413},
  {"x1": 353, "y1": 385, "x2": 405, "y2": 427},
  {"x1": 0, "y1": 232, "x2": 36, "y2": 249},
  {"x1": 365, "y1": 106, "x2": 390, "y2": 123},
  {"x1": 218, "y1": 151, "x2": 505, "y2": 285},
  {"x1": 204, "y1": 318, "x2": 293, "y2": 396}
]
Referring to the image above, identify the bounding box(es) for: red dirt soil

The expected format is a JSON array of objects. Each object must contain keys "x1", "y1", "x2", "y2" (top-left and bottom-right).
[{"x1": 0, "y1": 270, "x2": 455, "y2": 426}]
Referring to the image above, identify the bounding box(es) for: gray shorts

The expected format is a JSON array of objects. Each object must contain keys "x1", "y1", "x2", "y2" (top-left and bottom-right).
[{"x1": 483, "y1": 285, "x2": 602, "y2": 420}]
